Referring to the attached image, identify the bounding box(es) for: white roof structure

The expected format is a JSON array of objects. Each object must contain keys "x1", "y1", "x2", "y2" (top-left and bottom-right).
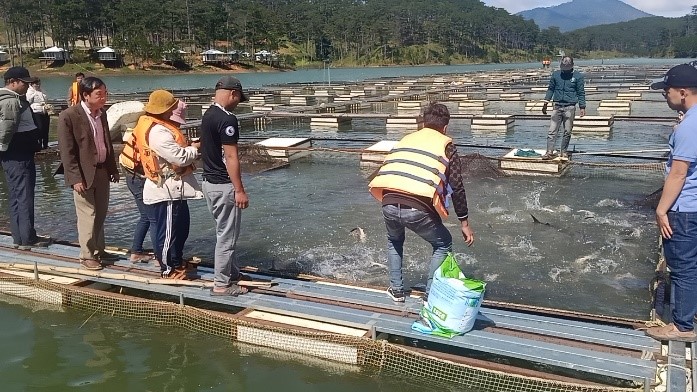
[
  {"x1": 97, "y1": 46, "x2": 115, "y2": 53},
  {"x1": 202, "y1": 49, "x2": 224, "y2": 55},
  {"x1": 42, "y1": 46, "x2": 66, "y2": 53}
]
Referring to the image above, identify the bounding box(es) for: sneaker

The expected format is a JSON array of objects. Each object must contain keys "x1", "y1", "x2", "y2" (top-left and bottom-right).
[
  {"x1": 559, "y1": 151, "x2": 570, "y2": 159},
  {"x1": 540, "y1": 152, "x2": 554, "y2": 160},
  {"x1": 386, "y1": 287, "x2": 406, "y2": 303},
  {"x1": 80, "y1": 258, "x2": 103, "y2": 270},
  {"x1": 645, "y1": 323, "x2": 697, "y2": 342}
]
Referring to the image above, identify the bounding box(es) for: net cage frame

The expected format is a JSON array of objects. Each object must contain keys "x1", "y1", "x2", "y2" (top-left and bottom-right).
[{"x1": 0, "y1": 275, "x2": 645, "y2": 392}]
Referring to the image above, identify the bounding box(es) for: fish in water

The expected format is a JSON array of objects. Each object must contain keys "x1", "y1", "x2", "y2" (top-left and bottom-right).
[
  {"x1": 529, "y1": 213, "x2": 550, "y2": 226},
  {"x1": 349, "y1": 227, "x2": 366, "y2": 243}
]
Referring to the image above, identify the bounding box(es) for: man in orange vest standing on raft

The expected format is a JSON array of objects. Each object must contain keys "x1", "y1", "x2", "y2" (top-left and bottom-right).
[
  {"x1": 369, "y1": 102, "x2": 475, "y2": 303},
  {"x1": 67, "y1": 72, "x2": 84, "y2": 106}
]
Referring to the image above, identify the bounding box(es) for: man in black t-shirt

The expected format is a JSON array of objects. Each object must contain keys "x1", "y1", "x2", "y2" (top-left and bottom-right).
[{"x1": 200, "y1": 76, "x2": 249, "y2": 297}]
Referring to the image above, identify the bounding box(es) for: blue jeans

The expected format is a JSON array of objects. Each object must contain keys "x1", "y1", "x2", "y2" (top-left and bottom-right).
[
  {"x1": 383, "y1": 204, "x2": 452, "y2": 293},
  {"x1": 664, "y1": 211, "x2": 697, "y2": 332},
  {"x1": 125, "y1": 175, "x2": 155, "y2": 253},
  {"x1": 0, "y1": 151, "x2": 38, "y2": 246},
  {"x1": 547, "y1": 105, "x2": 576, "y2": 153}
]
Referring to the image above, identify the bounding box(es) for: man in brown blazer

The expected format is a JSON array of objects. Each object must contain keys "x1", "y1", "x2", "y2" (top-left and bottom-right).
[{"x1": 58, "y1": 76, "x2": 119, "y2": 270}]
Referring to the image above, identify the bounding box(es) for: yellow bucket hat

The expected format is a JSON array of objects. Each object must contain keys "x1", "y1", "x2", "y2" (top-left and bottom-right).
[{"x1": 144, "y1": 89, "x2": 178, "y2": 114}]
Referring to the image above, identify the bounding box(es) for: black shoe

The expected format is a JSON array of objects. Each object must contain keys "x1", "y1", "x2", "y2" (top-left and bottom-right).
[
  {"x1": 541, "y1": 152, "x2": 554, "y2": 160},
  {"x1": 387, "y1": 287, "x2": 407, "y2": 303},
  {"x1": 19, "y1": 239, "x2": 52, "y2": 250},
  {"x1": 98, "y1": 252, "x2": 121, "y2": 262}
]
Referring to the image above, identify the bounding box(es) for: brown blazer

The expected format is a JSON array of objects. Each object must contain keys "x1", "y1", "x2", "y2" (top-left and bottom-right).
[{"x1": 57, "y1": 104, "x2": 118, "y2": 189}]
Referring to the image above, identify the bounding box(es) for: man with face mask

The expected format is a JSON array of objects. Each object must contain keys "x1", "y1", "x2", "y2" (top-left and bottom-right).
[{"x1": 541, "y1": 56, "x2": 586, "y2": 160}]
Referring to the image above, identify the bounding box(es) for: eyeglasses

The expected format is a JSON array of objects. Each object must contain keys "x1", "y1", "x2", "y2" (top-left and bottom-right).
[{"x1": 662, "y1": 90, "x2": 669, "y2": 98}]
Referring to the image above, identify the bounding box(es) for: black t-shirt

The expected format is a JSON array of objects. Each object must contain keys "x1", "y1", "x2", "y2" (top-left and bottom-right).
[{"x1": 200, "y1": 104, "x2": 240, "y2": 184}]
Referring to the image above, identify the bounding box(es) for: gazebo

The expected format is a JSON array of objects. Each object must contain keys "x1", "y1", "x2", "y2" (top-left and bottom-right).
[
  {"x1": 97, "y1": 46, "x2": 118, "y2": 62},
  {"x1": 201, "y1": 49, "x2": 226, "y2": 64},
  {"x1": 40, "y1": 46, "x2": 67, "y2": 62}
]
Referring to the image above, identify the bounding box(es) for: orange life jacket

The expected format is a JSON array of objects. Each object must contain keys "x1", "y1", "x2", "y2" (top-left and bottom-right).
[
  {"x1": 368, "y1": 128, "x2": 452, "y2": 217},
  {"x1": 69, "y1": 81, "x2": 79, "y2": 106},
  {"x1": 131, "y1": 115, "x2": 194, "y2": 184},
  {"x1": 118, "y1": 129, "x2": 144, "y2": 177}
]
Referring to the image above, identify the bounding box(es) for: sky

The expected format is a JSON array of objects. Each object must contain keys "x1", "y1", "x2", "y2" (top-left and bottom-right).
[{"x1": 481, "y1": 1, "x2": 693, "y2": 18}]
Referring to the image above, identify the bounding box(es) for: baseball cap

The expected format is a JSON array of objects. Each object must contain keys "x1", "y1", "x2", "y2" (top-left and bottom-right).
[
  {"x1": 560, "y1": 56, "x2": 574, "y2": 71},
  {"x1": 651, "y1": 64, "x2": 697, "y2": 90},
  {"x1": 3, "y1": 66, "x2": 38, "y2": 83},
  {"x1": 215, "y1": 76, "x2": 248, "y2": 102}
]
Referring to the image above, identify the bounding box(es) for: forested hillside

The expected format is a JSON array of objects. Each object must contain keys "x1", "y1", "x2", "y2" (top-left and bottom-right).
[{"x1": 0, "y1": 0, "x2": 695, "y2": 67}]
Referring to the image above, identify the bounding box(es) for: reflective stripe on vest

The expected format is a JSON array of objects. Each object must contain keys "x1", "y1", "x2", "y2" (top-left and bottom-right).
[
  {"x1": 132, "y1": 115, "x2": 193, "y2": 184},
  {"x1": 368, "y1": 127, "x2": 452, "y2": 217}
]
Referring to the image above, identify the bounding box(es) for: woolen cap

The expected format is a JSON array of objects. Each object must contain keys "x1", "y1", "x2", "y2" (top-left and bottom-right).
[
  {"x1": 560, "y1": 56, "x2": 574, "y2": 71},
  {"x1": 169, "y1": 99, "x2": 187, "y2": 125},
  {"x1": 651, "y1": 64, "x2": 697, "y2": 90},
  {"x1": 3, "y1": 66, "x2": 38, "y2": 83},
  {"x1": 144, "y1": 89, "x2": 178, "y2": 115},
  {"x1": 215, "y1": 76, "x2": 248, "y2": 102}
]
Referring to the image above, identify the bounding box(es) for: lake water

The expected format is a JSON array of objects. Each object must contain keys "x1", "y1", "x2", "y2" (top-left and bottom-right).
[{"x1": 0, "y1": 60, "x2": 682, "y2": 389}]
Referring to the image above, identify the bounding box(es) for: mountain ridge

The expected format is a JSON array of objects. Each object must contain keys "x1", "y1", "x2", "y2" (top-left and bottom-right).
[{"x1": 517, "y1": 0, "x2": 654, "y2": 32}]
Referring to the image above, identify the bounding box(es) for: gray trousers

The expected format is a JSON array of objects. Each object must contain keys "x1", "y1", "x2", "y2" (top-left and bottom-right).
[
  {"x1": 203, "y1": 180, "x2": 242, "y2": 288},
  {"x1": 547, "y1": 105, "x2": 576, "y2": 153}
]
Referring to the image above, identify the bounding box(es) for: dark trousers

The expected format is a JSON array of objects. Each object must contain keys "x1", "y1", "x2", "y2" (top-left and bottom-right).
[
  {"x1": 31, "y1": 112, "x2": 50, "y2": 149},
  {"x1": 152, "y1": 200, "x2": 190, "y2": 273},
  {"x1": 0, "y1": 151, "x2": 37, "y2": 245},
  {"x1": 125, "y1": 175, "x2": 156, "y2": 253}
]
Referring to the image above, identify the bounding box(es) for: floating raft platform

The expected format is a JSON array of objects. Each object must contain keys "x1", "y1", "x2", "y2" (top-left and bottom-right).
[
  {"x1": 499, "y1": 148, "x2": 571, "y2": 176},
  {"x1": 598, "y1": 100, "x2": 632, "y2": 113},
  {"x1": 0, "y1": 235, "x2": 676, "y2": 391},
  {"x1": 255, "y1": 137, "x2": 312, "y2": 161},
  {"x1": 360, "y1": 140, "x2": 398, "y2": 167},
  {"x1": 471, "y1": 115, "x2": 514, "y2": 132},
  {"x1": 574, "y1": 116, "x2": 615, "y2": 133}
]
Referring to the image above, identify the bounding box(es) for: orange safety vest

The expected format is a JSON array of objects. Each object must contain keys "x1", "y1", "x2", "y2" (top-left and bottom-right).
[
  {"x1": 368, "y1": 128, "x2": 452, "y2": 217},
  {"x1": 118, "y1": 129, "x2": 144, "y2": 177},
  {"x1": 69, "y1": 81, "x2": 79, "y2": 106},
  {"x1": 130, "y1": 115, "x2": 194, "y2": 184}
]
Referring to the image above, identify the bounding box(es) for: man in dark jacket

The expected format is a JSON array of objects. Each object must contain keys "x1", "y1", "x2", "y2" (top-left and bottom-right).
[
  {"x1": 58, "y1": 77, "x2": 119, "y2": 270},
  {"x1": 0, "y1": 66, "x2": 50, "y2": 250},
  {"x1": 541, "y1": 56, "x2": 586, "y2": 159}
]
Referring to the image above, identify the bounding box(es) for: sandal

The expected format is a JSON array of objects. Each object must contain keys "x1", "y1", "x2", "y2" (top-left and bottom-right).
[
  {"x1": 210, "y1": 284, "x2": 248, "y2": 297},
  {"x1": 161, "y1": 266, "x2": 190, "y2": 280}
]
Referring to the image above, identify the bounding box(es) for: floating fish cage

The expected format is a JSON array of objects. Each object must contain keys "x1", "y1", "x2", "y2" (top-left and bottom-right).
[
  {"x1": 499, "y1": 148, "x2": 571, "y2": 176},
  {"x1": 360, "y1": 140, "x2": 398, "y2": 167}
]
